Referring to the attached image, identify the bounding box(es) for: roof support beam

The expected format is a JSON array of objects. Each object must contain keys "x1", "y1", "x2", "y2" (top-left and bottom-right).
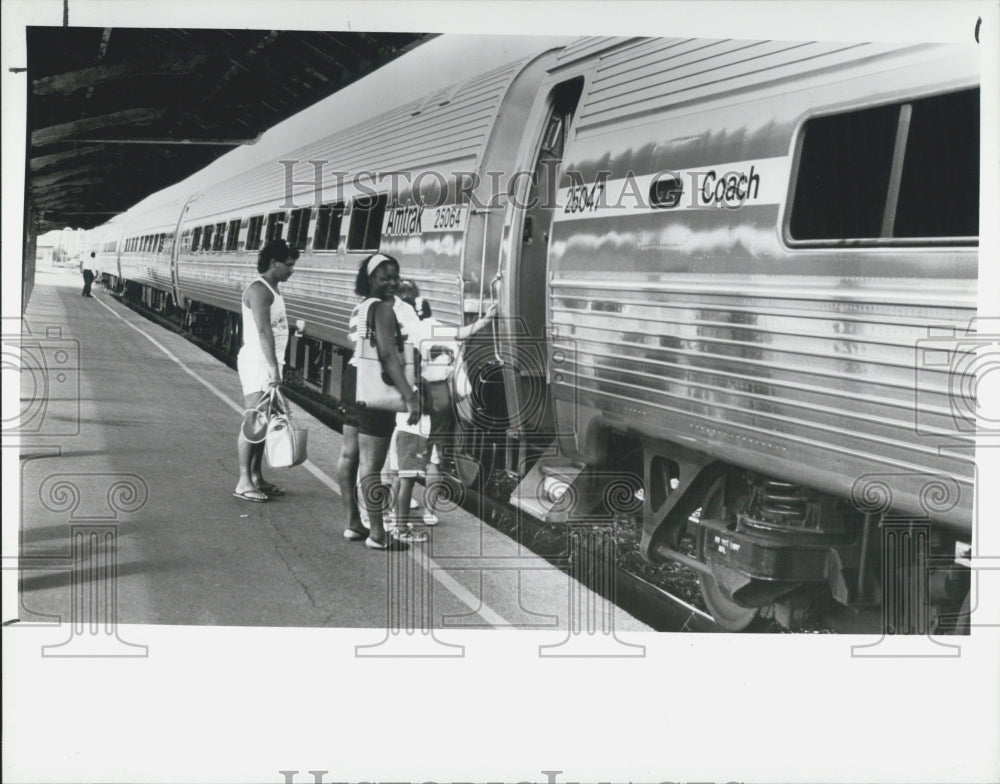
[
  {"x1": 29, "y1": 145, "x2": 107, "y2": 171},
  {"x1": 32, "y1": 164, "x2": 107, "y2": 187},
  {"x1": 32, "y1": 53, "x2": 210, "y2": 96},
  {"x1": 31, "y1": 107, "x2": 167, "y2": 146},
  {"x1": 67, "y1": 136, "x2": 259, "y2": 146}
]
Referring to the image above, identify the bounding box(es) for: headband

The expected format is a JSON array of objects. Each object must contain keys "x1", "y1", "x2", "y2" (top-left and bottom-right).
[{"x1": 365, "y1": 253, "x2": 393, "y2": 278}]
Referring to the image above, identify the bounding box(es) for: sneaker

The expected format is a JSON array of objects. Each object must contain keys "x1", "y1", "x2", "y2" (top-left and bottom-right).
[
  {"x1": 422, "y1": 512, "x2": 439, "y2": 526},
  {"x1": 409, "y1": 498, "x2": 420, "y2": 510},
  {"x1": 390, "y1": 527, "x2": 427, "y2": 543}
]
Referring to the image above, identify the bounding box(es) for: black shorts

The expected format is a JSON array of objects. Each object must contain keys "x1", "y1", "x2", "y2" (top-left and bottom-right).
[
  {"x1": 339, "y1": 362, "x2": 360, "y2": 428},
  {"x1": 341, "y1": 362, "x2": 395, "y2": 438}
]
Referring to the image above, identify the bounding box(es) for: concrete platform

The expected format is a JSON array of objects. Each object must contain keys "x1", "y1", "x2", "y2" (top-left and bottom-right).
[{"x1": 13, "y1": 270, "x2": 651, "y2": 637}]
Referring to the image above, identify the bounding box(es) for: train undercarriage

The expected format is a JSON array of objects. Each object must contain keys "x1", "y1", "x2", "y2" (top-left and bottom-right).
[{"x1": 520, "y1": 428, "x2": 973, "y2": 633}]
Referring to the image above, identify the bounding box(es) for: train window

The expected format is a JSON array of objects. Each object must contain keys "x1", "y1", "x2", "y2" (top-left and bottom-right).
[
  {"x1": 212, "y1": 222, "x2": 226, "y2": 251},
  {"x1": 201, "y1": 225, "x2": 212, "y2": 251},
  {"x1": 347, "y1": 193, "x2": 388, "y2": 251},
  {"x1": 893, "y1": 89, "x2": 979, "y2": 238},
  {"x1": 541, "y1": 115, "x2": 565, "y2": 158},
  {"x1": 191, "y1": 226, "x2": 202, "y2": 252},
  {"x1": 789, "y1": 103, "x2": 897, "y2": 241},
  {"x1": 788, "y1": 88, "x2": 979, "y2": 244},
  {"x1": 158, "y1": 234, "x2": 166, "y2": 253},
  {"x1": 313, "y1": 203, "x2": 344, "y2": 251},
  {"x1": 246, "y1": 215, "x2": 264, "y2": 251},
  {"x1": 225, "y1": 219, "x2": 241, "y2": 251},
  {"x1": 286, "y1": 207, "x2": 311, "y2": 251},
  {"x1": 265, "y1": 211, "x2": 286, "y2": 244}
]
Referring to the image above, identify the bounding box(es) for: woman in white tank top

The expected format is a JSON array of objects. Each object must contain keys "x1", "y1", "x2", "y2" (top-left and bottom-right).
[{"x1": 336, "y1": 253, "x2": 419, "y2": 549}]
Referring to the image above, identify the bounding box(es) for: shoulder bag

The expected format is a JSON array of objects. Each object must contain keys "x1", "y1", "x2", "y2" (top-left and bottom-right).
[
  {"x1": 355, "y1": 300, "x2": 416, "y2": 412},
  {"x1": 264, "y1": 387, "x2": 309, "y2": 468}
]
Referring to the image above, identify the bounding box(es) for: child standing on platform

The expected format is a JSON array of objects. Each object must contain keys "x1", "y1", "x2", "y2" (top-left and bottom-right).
[{"x1": 388, "y1": 280, "x2": 496, "y2": 542}]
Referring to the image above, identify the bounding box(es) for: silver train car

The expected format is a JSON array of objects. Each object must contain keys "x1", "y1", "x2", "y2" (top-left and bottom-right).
[{"x1": 88, "y1": 36, "x2": 980, "y2": 631}]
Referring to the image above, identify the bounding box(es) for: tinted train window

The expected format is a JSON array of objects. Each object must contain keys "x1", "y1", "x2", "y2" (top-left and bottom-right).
[
  {"x1": 789, "y1": 88, "x2": 978, "y2": 244},
  {"x1": 287, "y1": 207, "x2": 311, "y2": 251},
  {"x1": 265, "y1": 211, "x2": 286, "y2": 244},
  {"x1": 191, "y1": 227, "x2": 202, "y2": 251},
  {"x1": 246, "y1": 216, "x2": 264, "y2": 250},
  {"x1": 225, "y1": 219, "x2": 241, "y2": 251},
  {"x1": 212, "y1": 222, "x2": 226, "y2": 251},
  {"x1": 894, "y1": 90, "x2": 979, "y2": 238},
  {"x1": 347, "y1": 193, "x2": 388, "y2": 252},
  {"x1": 201, "y1": 225, "x2": 213, "y2": 251},
  {"x1": 313, "y1": 203, "x2": 344, "y2": 251}
]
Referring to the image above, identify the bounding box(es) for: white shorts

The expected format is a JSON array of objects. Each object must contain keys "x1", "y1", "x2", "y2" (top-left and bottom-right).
[{"x1": 237, "y1": 354, "x2": 282, "y2": 397}]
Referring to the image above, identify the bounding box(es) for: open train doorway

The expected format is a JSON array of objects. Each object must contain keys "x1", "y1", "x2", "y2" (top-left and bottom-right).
[{"x1": 502, "y1": 76, "x2": 584, "y2": 467}]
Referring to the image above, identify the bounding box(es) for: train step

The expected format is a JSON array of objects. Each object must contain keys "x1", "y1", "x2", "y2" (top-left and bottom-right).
[{"x1": 509, "y1": 455, "x2": 587, "y2": 523}]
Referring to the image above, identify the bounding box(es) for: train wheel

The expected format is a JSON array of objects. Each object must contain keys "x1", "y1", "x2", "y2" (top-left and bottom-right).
[{"x1": 696, "y1": 475, "x2": 759, "y2": 631}]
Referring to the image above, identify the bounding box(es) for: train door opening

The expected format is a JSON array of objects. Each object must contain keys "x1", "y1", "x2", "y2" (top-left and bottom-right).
[{"x1": 503, "y1": 77, "x2": 583, "y2": 465}]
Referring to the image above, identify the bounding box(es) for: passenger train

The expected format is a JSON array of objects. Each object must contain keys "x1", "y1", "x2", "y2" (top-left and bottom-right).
[{"x1": 86, "y1": 36, "x2": 980, "y2": 631}]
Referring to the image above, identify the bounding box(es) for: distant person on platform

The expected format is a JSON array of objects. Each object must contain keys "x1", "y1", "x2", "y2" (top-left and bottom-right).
[
  {"x1": 81, "y1": 253, "x2": 96, "y2": 297},
  {"x1": 233, "y1": 238, "x2": 298, "y2": 502}
]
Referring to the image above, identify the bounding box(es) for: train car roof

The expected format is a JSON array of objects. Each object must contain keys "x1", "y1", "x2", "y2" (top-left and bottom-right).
[{"x1": 84, "y1": 34, "x2": 572, "y2": 234}]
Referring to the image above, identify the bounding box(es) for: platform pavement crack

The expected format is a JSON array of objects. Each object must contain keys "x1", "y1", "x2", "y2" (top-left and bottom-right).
[{"x1": 265, "y1": 517, "x2": 325, "y2": 615}]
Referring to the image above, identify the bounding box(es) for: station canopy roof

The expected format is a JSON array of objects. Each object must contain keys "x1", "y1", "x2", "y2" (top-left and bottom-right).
[{"x1": 26, "y1": 27, "x2": 431, "y2": 232}]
